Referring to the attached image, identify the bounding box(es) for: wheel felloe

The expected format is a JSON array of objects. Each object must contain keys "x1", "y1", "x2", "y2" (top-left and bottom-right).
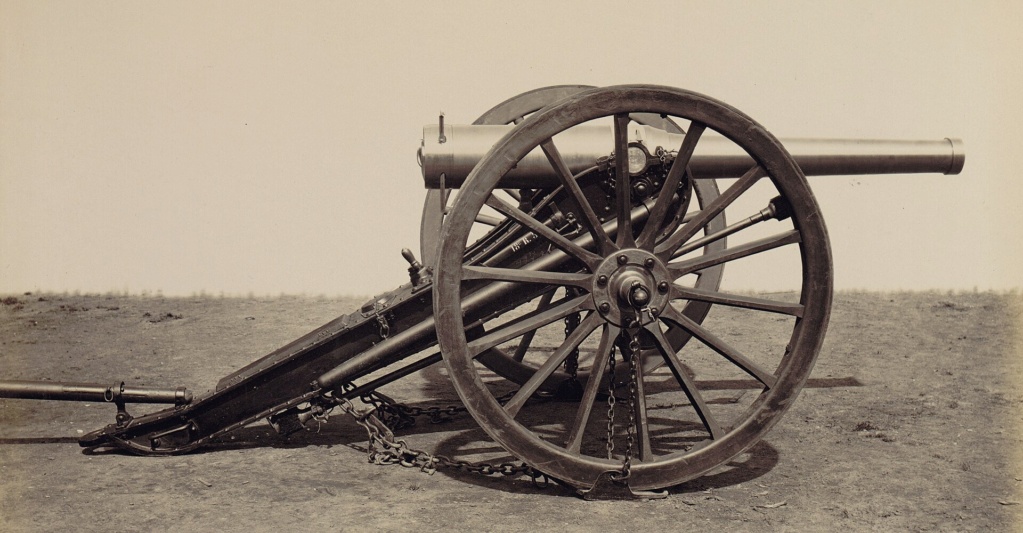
[{"x1": 435, "y1": 85, "x2": 832, "y2": 491}]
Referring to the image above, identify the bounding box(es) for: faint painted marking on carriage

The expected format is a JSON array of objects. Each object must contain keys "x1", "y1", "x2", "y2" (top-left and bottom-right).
[{"x1": 511, "y1": 232, "x2": 539, "y2": 253}]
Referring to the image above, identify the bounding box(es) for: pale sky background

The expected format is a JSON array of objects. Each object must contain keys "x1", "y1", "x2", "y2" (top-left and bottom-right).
[{"x1": 1, "y1": 1, "x2": 1019, "y2": 297}]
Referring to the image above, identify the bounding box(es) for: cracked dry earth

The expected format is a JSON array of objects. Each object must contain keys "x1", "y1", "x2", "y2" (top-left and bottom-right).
[{"x1": 0, "y1": 291, "x2": 1020, "y2": 532}]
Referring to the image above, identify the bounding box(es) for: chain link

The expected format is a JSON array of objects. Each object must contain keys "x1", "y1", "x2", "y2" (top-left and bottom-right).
[
  {"x1": 621, "y1": 329, "x2": 641, "y2": 480},
  {"x1": 603, "y1": 327, "x2": 642, "y2": 480},
  {"x1": 336, "y1": 397, "x2": 441, "y2": 473},
  {"x1": 605, "y1": 342, "x2": 617, "y2": 460},
  {"x1": 359, "y1": 390, "x2": 460, "y2": 429},
  {"x1": 323, "y1": 331, "x2": 642, "y2": 488},
  {"x1": 375, "y1": 313, "x2": 390, "y2": 339},
  {"x1": 656, "y1": 146, "x2": 677, "y2": 165},
  {"x1": 332, "y1": 389, "x2": 550, "y2": 488}
]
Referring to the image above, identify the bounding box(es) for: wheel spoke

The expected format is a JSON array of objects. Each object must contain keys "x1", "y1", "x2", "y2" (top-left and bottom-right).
[
  {"x1": 644, "y1": 321, "x2": 723, "y2": 440},
  {"x1": 669, "y1": 198, "x2": 783, "y2": 260},
  {"x1": 512, "y1": 291, "x2": 556, "y2": 362},
  {"x1": 660, "y1": 305, "x2": 778, "y2": 389},
  {"x1": 503, "y1": 313, "x2": 603, "y2": 418},
  {"x1": 564, "y1": 323, "x2": 618, "y2": 453},
  {"x1": 467, "y1": 294, "x2": 591, "y2": 357},
  {"x1": 631, "y1": 348, "x2": 653, "y2": 461},
  {"x1": 475, "y1": 213, "x2": 502, "y2": 226},
  {"x1": 462, "y1": 265, "x2": 592, "y2": 289},
  {"x1": 485, "y1": 194, "x2": 602, "y2": 270},
  {"x1": 440, "y1": 187, "x2": 451, "y2": 213},
  {"x1": 540, "y1": 139, "x2": 614, "y2": 255},
  {"x1": 654, "y1": 164, "x2": 765, "y2": 259},
  {"x1": 667, "y1": 229, "x2": 801, "y2": 278},
  {"x1": 636, "y1": 122, "x2": 706, "y2": 249},
  {"x1": 613, "y1": 114, "x2": 634, "y2": 248},
  {"x1": 670, "y1": 285, "x2": 804, "y2": 317}
]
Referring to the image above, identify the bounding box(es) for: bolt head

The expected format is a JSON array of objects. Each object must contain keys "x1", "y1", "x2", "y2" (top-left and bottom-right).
[
  {"x1": 644, "y1": 258, "x2": 656, "y2": 269},
  {"x1": 598, "y1": 302, "x2": 611, "y2": 313},
  {"x1": 597, "y1": 275, "x2": 608, "y2": 286},
  {"x1": 630, "y1": 286, "x2": 651, "y2": 307},
  {"x1": 658, "y1": 281, "x2": 670, "y2": 293},
  {"x1": 617, "y1": 254, "x2": 629, "y2": 265}
]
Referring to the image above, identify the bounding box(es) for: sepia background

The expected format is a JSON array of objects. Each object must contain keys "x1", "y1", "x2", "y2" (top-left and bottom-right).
[
  {"x1": 1, "y1": 3, "x2": 1021, "y2": 530},
  {"x1": 1, "y1": 1, "x2": 1019, "y2": 296}
]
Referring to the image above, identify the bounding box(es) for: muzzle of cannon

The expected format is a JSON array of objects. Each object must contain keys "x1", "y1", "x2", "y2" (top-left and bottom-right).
[{"x1": 0, "y1": 84, "x2": 964, "y2": 499}]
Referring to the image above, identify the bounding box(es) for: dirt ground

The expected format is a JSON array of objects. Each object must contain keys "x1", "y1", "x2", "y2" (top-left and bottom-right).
[{"x1": 0, "y1": 291, "x2": 1020, "y2": 532}]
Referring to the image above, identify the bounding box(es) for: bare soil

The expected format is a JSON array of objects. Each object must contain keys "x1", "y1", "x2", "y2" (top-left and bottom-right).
[{"x1": 1, "y1": 291, "x2": 1020, "y2": 532}]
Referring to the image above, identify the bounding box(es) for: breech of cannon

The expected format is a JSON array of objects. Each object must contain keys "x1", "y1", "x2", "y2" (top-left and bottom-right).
[{"x1": 420, "y1": 124, "x2": 965, "y2": 189}]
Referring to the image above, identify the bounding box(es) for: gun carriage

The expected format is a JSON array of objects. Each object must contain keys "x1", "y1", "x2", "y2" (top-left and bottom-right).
[{"x1": 0, "y1": 85, "x2": 964, "y2": 498}]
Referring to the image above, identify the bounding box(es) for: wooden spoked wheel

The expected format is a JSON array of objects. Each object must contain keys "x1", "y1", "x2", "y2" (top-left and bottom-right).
[
  {"x1": 421, "y1": 85, "x2": 726, "y2": 391},
  {"x1": 433, "y1": 85, "x2": 833, "y2": 490}
]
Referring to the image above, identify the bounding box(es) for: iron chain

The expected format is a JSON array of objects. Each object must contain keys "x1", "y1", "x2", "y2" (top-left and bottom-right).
[
  {"x1": 604, "y1": 328, "x2": 641, "y2": 480},
  {"x1": 621, "y1": 329, "x2": 641, "y2": 480},
  {"x1": 605, "y1": 343, "x2": 617, "y2": 459},
  {"x1": 359, "y1": 390, "x2": 463, "y2": 430},
  {"x1": 334, "y1": 389, "x2": 550, "y2": 488}
]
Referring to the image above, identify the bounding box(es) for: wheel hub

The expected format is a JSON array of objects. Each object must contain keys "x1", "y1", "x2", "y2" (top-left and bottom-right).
[{"x1": 592, "y1": 249, "x2": 672, "y2": 327}]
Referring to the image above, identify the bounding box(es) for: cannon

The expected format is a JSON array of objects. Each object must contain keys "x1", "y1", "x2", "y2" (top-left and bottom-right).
[{"x1": 0, "y1": 85, "x2": 964, "y2": 499}]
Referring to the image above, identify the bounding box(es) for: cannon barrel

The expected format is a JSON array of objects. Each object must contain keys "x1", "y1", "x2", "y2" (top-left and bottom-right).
[{"x1": 420, "y1": 124, "x2": 965, "y2": 189}]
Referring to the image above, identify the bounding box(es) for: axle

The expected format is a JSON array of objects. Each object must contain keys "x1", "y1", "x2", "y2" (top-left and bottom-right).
[{"x1": 420, "y1": 123, "x2": 965, "y2": 188}]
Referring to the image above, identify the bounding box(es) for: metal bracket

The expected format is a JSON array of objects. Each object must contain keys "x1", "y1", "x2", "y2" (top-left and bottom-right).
[
  {"x1": 147, "y1": 422, "x2": 196, "y2": 451},
  {"x1": 104, "y1": 382, "x2": 133, "y2": 428},
  {"x1": 578, "y1": 471, "x2": 668, "y2": 501},
  {"x1": 375, "y1": 313, "x2": 390, "y2": 339}
]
